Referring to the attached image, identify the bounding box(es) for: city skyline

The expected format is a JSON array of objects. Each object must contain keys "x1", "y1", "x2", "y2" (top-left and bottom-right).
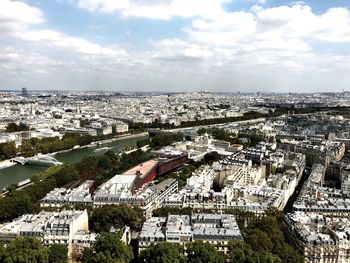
[{"x1": 1, "y1": 0, "x2": 350, "y2": 92}]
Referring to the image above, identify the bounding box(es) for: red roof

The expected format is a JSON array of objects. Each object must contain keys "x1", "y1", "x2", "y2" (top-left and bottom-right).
[{"x1": 123, "y1": 160, "x2": 158, "y2": 178}]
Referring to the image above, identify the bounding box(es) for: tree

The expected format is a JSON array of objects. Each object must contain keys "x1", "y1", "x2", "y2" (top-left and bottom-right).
[
  {"x1": 229, "y1": 208, "x2": 303, "y2": 263},
  {"x1": 6, "y1": 184, "x2": 17, "y2": 194},
  {"x1": 104, "y1": 150, "x2": 118, "y2": 162},
  {"x1": 0, "y1": 237, "x2": 49, "y2": 263},
  {"x1": 274, "y1": 243, "x2": 303, "y2": 263},
  {"x1": 75, "y1": 156, "x2": 99, "y2": 177},
  {"x1": 0, "y1": 141, "x2": 17, "y2": 160},
  {"x1": 0, "y1": 244, "x2": 5, "y2": 262},
  {"x1": 245, "y1": 229, "x2": 273, "y2": 253},
  {"x1": 52, "y1": 164, "x2": 79, "y2": 187},
  {"x1": 187, "y1": 241, "x2": 225, "y2": 263},
  {"x1": 137, "y1": 139, "x2": 149, "y2": 148},
  {"x1": 81, "y1": 248, "x2": 94, "y2": 263},
  {"x1": 5, "y1": 122, "x2": 29, "y2": 132},
  {"x1": 0, "y1": 191, "x2": 35, "y2": 222},
  {"x1": 197, "y1": 128, "x2": 207, "y2": 135},
  {"x1": 152, "y1": 207, "x2": 193, "y2": 217},
  {"x1": 97, "y1": 155, "x2": 112, "y2": 170},
  {"x1": 204, "y1": 151, "x2": 220, "y2": 164},
  {"x1": 78, "y1": 135, "x2": 93, "y2": 146},
  {"x1": 90, "y1": 205, "x2": 143, "y2": 232},
  {"x1": 253, "y1": 252, "x2": 282, "y2": 263},
  {"x1": 83, "y1": 232, "x2": 133, "y2": 263},
  {"x1": 150, "y1": 133, "x2": 183, "y2": 148},
  {"x1": 138, "y1": 243, "x2": 186, "y2": 263},
  {"x1": 48, "y1": 244, "x2": 68, "y2": 263},
  {"x1": 20, "y1": 139, "x2": 37, "y2": 157},
  {"x1": 89, "y1": 252, "x2": 117, "y2": 263},
  {"x1": 227, "y1": 240, "x2": 255, "y2": 263}
]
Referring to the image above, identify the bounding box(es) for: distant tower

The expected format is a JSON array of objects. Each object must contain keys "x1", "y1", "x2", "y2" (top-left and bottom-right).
[{"x1": 21, "y1": 87, "x2": 29, "y2": 97}]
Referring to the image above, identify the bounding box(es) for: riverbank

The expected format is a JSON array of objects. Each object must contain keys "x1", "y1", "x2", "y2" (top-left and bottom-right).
[
  {"x1": 46, "y1": 132, "x2": 148, "y2": 156},
  {"x1": 0, "y1": 160, "x2": 16, "y2": 170},
  {"x1": 91, "y1": 132, "x2": 148, "y2": 145},
  {"x1": 1, "y1": 132, "x2": 148, "y2": 164},
  {"x1": 0, "y1": 134, "x2": 147, "y2": 190}
]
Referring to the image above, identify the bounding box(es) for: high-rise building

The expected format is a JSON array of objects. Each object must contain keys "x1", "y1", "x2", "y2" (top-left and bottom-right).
[{"x1": 21, "y1": 87, "x2": 29, "y2": 96}]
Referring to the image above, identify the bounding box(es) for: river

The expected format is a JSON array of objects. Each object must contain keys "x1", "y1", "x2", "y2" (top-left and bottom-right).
[{"x1": 0, "y1": 134, "x2": 147, "y2": 190}]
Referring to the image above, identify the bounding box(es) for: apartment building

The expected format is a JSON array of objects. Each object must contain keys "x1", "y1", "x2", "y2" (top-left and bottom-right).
[
  {"x1": 139, "y1": 213, "x2": 243, "y2": 254},
  {"x1": 0, "y1": 210, "x2": 89, "y2": 257}
]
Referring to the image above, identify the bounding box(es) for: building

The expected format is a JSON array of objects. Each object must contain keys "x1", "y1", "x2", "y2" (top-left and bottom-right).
[
  {"x1": 71, "y1": 226, "x2": 131, "y2": 259},
  {"x1": 156, "y1": 153, "x2": 189, "y2": 176},
  {"x1": 40, "y1": 180, "x2": 95, "y2": 208},
  {"x1": 93, "y1": 175, "x2": 178, "y2": 216},
  {"x1": 162, "y1": 151, "x2": 300, "y2": 213},
  {"x1": 286, "y1": 161, "x2": 350, "y2": 262},
  {"x1": 341, "y1": 167, "x2": 350, "y2": 192},
  {"x1": 285, "y1": 211, "x2": 350, "y2": 263},
  {"x1": 0, "y1": 210, "x2": 89, "y2": 258},
  {"x1": 139, "y1": 213, "x2": 243, "y2": 254},
  {"x1": 21, "y1": 87, "x2": 29, "y2": 97},
  {"x1": 293, "y1": 164, "x2": 350, "y2": 217},
  {"x1": 241, "y1": 147, "x2": 266, "y2": 164},
  {"x1": 222, "y1": 157, "x2": 264, "y2": 186},
  {"x1": 122, "y1": 160, "x2": 159, "y2": 193},
  {"x1": 278, "y1": 141, "x2": 345, "y2": 166},
  {"x1": 112, "y1": 122, "x2": 129, "y2": 134}
]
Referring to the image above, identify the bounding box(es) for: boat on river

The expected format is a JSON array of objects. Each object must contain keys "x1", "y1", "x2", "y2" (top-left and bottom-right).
[{"x1": 94, "y1": 146, "x2": 112, "y2": 153}]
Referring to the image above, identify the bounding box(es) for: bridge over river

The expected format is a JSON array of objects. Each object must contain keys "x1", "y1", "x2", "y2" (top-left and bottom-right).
[
  {"x1": 11, "y1": 155, "x2": 62, "y2": 167},
  {"x1": 0, "y1": 134, "x2": 147, "y2": 190}
]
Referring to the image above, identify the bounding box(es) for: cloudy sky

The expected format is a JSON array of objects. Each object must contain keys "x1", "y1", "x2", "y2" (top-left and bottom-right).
[{"x1": 1, "y1": 0, "x2": 350, "y2": 92}]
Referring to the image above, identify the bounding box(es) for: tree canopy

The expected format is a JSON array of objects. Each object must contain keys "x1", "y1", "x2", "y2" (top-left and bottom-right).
[
  {"x1": 5, "y1": 122, "x2": 29, "y2": 133},
  {"x1": 0, "y1": 237, "x2": 49, "y2": 263},
  {"x1": 186, "y1": 241, "x2": 225, "y2": 263},
  {"x1": 82, "y1": 232, "x2": 133, "y2": 263},
  {"x1": 90, "y1": 205, "x2": 143, "y2": 232},
  {"x1": 138, "y1": 243, "x2": 186, "y2": 263},
  {"x1": 48, "y1": 244, "x2": 68, "y2": 263}
]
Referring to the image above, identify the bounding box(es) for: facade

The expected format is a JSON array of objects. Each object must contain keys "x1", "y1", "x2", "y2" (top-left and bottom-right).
[
  {"x1": 93, "y1": 175, "x2": 178, "y2": 216},
  {"x1": 341, "y1": 170, "x2": 350, "y2": 192},
  {"x1": 278, "y1": 141, "x2": 345, "y2": 166},
  {"x1": 0, "y1": 210, "x2": 89, "y2": 257},
  {"x1": 40, "y1": 180, "x2": 95, "y2": 208},
  {"x1": 157, "y1": 154, "x2": 189, "y2": 176},
  {"x1": 222, "y1": 158, "x2": 264, "y2": 186},
  {"x1": 294, "y1": 164, "x2": 350, "y2": 217},
  {"x1": 139, "y1": 213, "x2": 243, "y2": 254},
  {"x1": 113, "y1": 122, "x2": 129, "y2": 134},
  {"x1": 163, "y1": 151, "x2": 303, "y2": 213},
  {"x1": 285, "y1": 211, "x2": 350, "y2": 263}
]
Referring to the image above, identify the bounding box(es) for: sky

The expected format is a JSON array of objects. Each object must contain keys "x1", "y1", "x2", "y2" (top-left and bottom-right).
[{"x1": 1, "y1": 0, "x2": 350, "y2": 93}]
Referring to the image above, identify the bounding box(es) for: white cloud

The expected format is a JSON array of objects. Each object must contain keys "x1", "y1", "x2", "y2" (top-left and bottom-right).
[
  {"x1": 17, "y1": 29, "x2": 127, "y2": 56},
  {"x1": 187, "y1": 4, "x2": 350, "y2": 48},
  {"x1": 255, "y1": 5, "x2": 350, "y2": 42},
  {"x1": 2, "y1": 0, "x2": 350, "y2": 92},
  {"x1": 152, "y1": 38, "x2": 212, "y2": 60},
  {"x1": 77, "y1": 0, "x2": 232, "y2": 19},
  {"x1": 0, "y1": 0, "x2": 127, "y2": 57},
  {"x1": 0, "y1": 0, "x2": 44, "y2": 31},
  {"x1": 187, "y1": 12, "x2": 257, "y2": 46}
]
